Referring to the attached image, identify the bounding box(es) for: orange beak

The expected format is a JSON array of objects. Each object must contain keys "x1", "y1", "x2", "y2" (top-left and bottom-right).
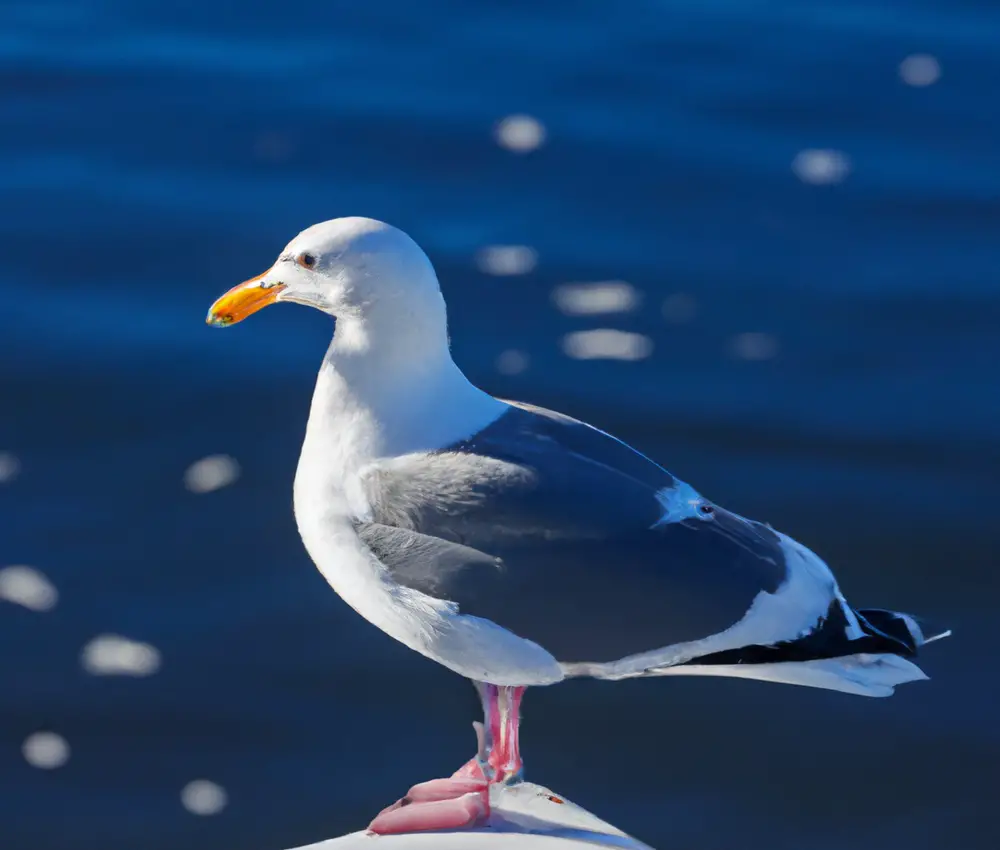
[{"x1": 205, "y1": 272, "x2": 287, "y2": 327}]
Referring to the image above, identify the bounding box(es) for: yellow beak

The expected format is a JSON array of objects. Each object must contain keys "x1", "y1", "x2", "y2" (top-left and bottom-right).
[{"x1": 205, "y1": 271, "x2": 287, "y2": 327}]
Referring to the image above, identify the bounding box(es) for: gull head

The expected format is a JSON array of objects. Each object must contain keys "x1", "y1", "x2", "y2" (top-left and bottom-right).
[{"x1": 206, "y1": 217, "x2": 444, "y2": 329}]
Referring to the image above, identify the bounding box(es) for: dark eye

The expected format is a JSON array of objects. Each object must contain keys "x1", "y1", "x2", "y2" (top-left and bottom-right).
[
  {"x1": 297, "y1": 253, "x2": 316, "y2": 268},
  {"x1": 698, "y1": 503, "x2": 715, "y2": 518}
]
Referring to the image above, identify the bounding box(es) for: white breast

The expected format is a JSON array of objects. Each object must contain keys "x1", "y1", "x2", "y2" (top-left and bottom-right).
[{"x1": 290, "y1": 363, "x2": 563, "y2": 686}]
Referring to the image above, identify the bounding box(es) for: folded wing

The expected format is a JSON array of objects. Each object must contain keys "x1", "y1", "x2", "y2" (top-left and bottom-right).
[{"x1": 356, "y1": 403, "x2": 830, "y2": 665}]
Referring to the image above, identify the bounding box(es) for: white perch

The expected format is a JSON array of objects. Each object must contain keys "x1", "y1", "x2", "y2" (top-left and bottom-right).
[{"x1": 288, "y1": 782, "x2": 654, "y2": 850}]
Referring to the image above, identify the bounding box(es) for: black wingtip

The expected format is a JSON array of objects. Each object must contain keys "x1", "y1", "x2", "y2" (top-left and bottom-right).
[{"x1": 856, "y1": 608, "x2": 950, "y2": 652}]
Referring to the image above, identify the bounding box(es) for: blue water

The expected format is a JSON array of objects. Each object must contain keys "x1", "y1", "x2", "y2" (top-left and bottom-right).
[{"x1": 1, "y1": 2, "x2": 998, "y2": 849}]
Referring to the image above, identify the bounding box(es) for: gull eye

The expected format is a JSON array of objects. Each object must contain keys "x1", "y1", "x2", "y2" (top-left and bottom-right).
[{"x1": 297, "y1": 252, "x2": 316, "y2": 269}]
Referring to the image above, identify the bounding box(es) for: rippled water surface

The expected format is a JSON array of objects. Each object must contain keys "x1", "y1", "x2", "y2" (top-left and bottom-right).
[{"x1": 2, "y1": 2, "x2": 998, "y2": 849}]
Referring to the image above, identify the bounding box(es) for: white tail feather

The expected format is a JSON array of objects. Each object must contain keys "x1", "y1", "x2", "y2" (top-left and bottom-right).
[{"x1": 625, "y1": 653, "x2": 930, "y2": 698}]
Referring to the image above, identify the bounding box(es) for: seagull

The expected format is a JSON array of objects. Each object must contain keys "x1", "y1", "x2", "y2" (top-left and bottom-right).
[{"x1": 207, "y1": 217, "x2": 948, "y2": 835}]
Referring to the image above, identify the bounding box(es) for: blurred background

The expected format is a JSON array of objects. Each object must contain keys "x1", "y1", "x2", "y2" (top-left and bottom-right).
[{"x1": 1, "y1": 1, "x2": 998, "y2": 849}]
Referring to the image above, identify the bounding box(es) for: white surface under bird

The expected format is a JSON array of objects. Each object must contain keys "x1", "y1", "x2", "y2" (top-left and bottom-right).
[{"x1": 207, "y1": 217, "x2": 948, "y2": 836}]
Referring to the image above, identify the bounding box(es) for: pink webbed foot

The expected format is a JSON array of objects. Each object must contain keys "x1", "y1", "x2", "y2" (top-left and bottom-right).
[
  {"x1": 367, "y1": 723, "x2": 491, "y2": 835},
  {"x1": 366, "y1": 778, "x2": 489, "y2": 835},
  {"x1": 366, "y1": 687, "x2": 526, "y2": 836}
]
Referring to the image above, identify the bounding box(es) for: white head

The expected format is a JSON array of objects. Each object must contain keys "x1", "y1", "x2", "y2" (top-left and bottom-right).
[
  {"x1": 207, "y1": 217, "x2": 449, "y2": 360},
  {"x1": 207, "y1": 217, "x2": 502, "y2": 452}
]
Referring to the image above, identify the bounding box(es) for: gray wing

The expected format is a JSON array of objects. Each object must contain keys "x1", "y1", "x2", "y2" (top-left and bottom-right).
[{"x1": 357, "y1": 402, "x2": 790, "y2": 664}]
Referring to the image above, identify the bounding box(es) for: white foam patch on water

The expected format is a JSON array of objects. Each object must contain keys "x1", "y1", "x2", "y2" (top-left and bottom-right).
[
  {"x1": 495, "y1": 115, "x2": 546, "y2": 153},
  {"x1": 899, "y1": 54, "x2": 941, "y2": 87},
  {"x1": 792, "y1": 149, "x2": 851, "y2": 185},
  {"x1": 496, "y1": 350, "x2": 530, "y2": 375},
  {"x1": 552, "y1": 281, "x2": 639, "y2": 316},
  {"x1": 0, "y1": 452, "x2": 20, "y2": 483},
  {"x1": 562, "y1": 330, "x2": 653, "y2": 361},
  {"x1": 184, "y1": 455, "x2": 240, "y2": 493},
  {"x1": 23, "y1": 733, "x2": 70, "y2": 769},
  {"x1": 0, "y1": 565, "x2": 58, "y2": 611},
  {"x1": 731, "y1": 332, "x2": 780, "y2": 361},
  {"x1": 662, "y1": 293, "x2": 698, "y2": 324},
  {"x1": 181, "y1": 780, "x2": 228, "y2": 815},
  {"x1": 81, "y1": 634, "x2": 161, "y2": 676},
  {"x1": 475, "y1": 245, "x2": 538, "y2": 276}
]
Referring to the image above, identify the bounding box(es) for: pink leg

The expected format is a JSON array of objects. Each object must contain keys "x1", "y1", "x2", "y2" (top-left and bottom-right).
[
  {"x1": 366, "y1": 684, "x2": 527, "y2": 836},
  {"x1": 498, "y1": 686, "x2": 525, "y2": 782},
  {"x1": 488, "y1": 685, "x2": 525, "y2": 783}
]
